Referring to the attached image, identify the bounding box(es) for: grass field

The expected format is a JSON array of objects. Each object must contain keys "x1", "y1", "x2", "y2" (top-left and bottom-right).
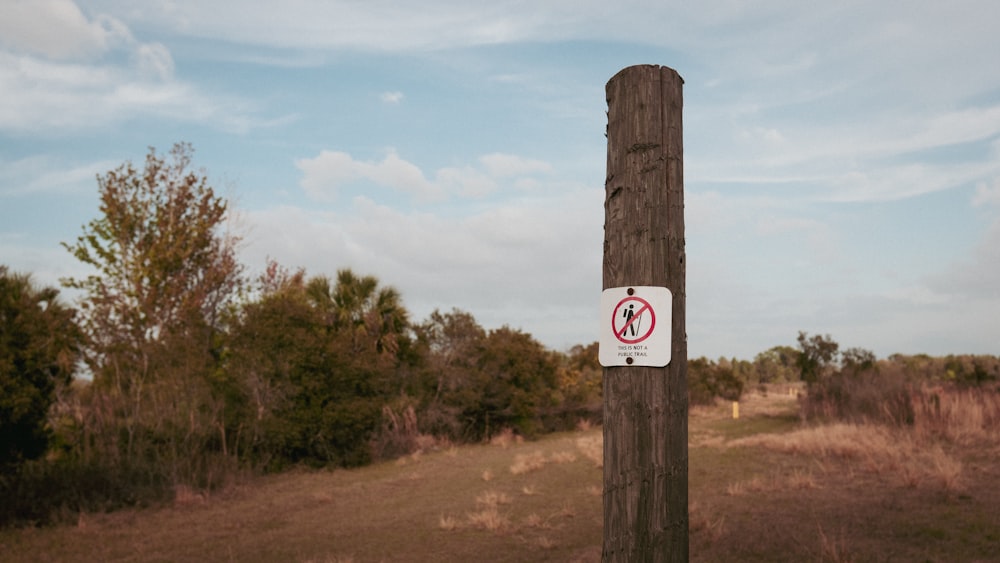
[{"x1": 2, "y1": 388, "x2": 998, "y2": 562}]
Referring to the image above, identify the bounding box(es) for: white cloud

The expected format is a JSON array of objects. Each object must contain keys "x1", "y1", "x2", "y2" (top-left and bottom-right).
[
  {"x1": 0, "y1": 155, "x2": 114, "y2": 196},
  {"x1": 885, "y1": 285, "x2": 952, "y2": 306},
  {"x1": 972, "y1": 178, "x2": 1000, "y2": 207},
  {"x1": 296, "y1": 149, "x2": 442, "y2": 202},
  {"x1": 295, "y1": 149, "x2": 555, "y2": 203},
  {"x1": 479, "y1": 153, "x2": 552, "y2": 178},
  {"x1": 132, "y1": 42, "x2": 175, "y2": 80},
  {"x1": 435, "y1": 166, "x2": 496, "y2": 198},
  {"x1": 380, "y1": 91, "x2": 404, "y2": 104},
  {"x1": 0, "y1": 51, "x2": 266, "y2": 134},
  {"x1": 241, "y1": 185, "x2": 603, "y2": 348},
  {"x1": 0, "y1": 0, "x2": 132, "y2": 60},
  {"x1": 0, "y1": 0, "x2": 282, "y2": 135}
]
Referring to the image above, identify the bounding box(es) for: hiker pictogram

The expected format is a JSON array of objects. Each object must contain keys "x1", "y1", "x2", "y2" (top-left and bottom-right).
[{"x1": 612, "y1": 296, "x2": 656, "y2": 344}]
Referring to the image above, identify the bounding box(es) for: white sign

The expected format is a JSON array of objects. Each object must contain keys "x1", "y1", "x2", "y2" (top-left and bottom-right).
[{"x1": 599, "y1": 286, "x2": 672, "y2": 367}]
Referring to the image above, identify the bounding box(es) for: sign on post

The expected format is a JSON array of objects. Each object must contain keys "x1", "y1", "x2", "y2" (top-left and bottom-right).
[{"x1": 599, "y1": 286, "x2": 672, "y2": 367}]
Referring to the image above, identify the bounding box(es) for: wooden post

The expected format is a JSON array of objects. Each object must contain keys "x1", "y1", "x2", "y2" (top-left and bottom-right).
[{"x1": 602, "y1": 64, "x2": 687, "y2": 561}]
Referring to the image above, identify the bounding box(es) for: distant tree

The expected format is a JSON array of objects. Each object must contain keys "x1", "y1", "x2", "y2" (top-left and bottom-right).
[
  {"x1": 413, "y1": 308, "x2": 487, "y2": 439},
  {"x1": 472, "y1": 326, "x2": 560, "y2": 439},
  {"x1": 752, "y1": 345, "x2": 799, "y2": 384},
  {"x1": 840, "y1": 347, "x2": 877, "y2": 377},
  {"x1": 418, "y1": 308, "x2": 485, "y2": 400},
  {"x1": 557, "y1": 342, "x2": 602, "y2": 409},
  {"x1": 688, "y1": 357, "x2": 744, "y2": 405},
  {"x1": 0, "y1": 267, "x2": 80, "y2": 472},
  {"x1": 796, "y1": 331, "x2": 839, "y2": 385},
  {"x1": 61, "y1": 143, "x2": 244, "y2": 481}
]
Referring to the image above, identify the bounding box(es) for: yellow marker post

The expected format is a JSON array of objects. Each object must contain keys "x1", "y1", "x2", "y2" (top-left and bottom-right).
[{"x1": 732, "y1": 401, "x2": 739, "y2": 420}]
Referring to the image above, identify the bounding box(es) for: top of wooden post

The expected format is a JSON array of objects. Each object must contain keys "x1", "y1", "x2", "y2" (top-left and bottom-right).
[{"x1": 606, "y1": 64, "x2": 684, "y2": 93}]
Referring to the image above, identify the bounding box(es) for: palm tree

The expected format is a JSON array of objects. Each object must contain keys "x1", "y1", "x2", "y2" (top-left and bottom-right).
[{"x1": 306, "y1": 269, "x2": 409, "y2": 358}]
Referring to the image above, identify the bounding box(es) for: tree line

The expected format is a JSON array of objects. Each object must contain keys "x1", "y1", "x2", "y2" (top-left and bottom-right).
[
  {"x1": 2, "y1": 144, "x2": 997, "y2": 526},
  {"x1": 0, "y1": 144, "x2": 603, "y2": 525}
]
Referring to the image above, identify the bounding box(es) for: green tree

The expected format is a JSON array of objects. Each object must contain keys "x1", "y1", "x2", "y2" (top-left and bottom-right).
[
  {"x1": 0, "y1": 267, "x2": 81, "y2": 471},
  {"x1": 307, "y1": 269, "x2": 410, "y2": 360},
  {"x1": 413, "y1": 308, "x2": 487, "y2": 439},
  {"x1": 560, "y1": 341, "x2": 602, "y2": 401},
  {"x1": 61, "y1": 143, "x2": 244, "y2": 482},
  {"x1": 226, "y1": 267, "x2": 408, "y2": 469},
  {"x1": 472, "y1": 326, "x2": 560, "y2": 439},
  {"x1": 418, "y1": 309, "x2": 485, "y2": 401},
  {"x1": 796, "y1": 331, "x2": 839, "y2": 385},
  {"x1": 752, "y1": 345, "x2": 799, "y2": 384},
  {"x1": 687, "y1": 357, "x2": 744, "y2": 405},
  {"x1": 840, "y1": 347, "x2": 876, "y2": 377}
]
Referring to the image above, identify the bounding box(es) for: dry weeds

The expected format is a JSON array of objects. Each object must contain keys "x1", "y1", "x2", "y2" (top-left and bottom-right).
[
  {"x1": 438, "y1": 514, "x2": 459, "y2": 531},
  {"x1": 729, "y1": 423, "x2": 966, "y2": 491},
  {"x1": 301, "y1": 555, "x2": 355, "y2": 563},
  {"x1": 172, "y1": 485, "x2": 206, "y2": 506},
  {"x1": 550, "y1": 451, "x2": 577, "y2": 464},
  {"x1": 575, "y1": 435, "x2": 603, "y2": 468},
  {"x1": 475, "y1": 490, "x2": 512, "y2": 508},
  {"x1": 466, "y1": 507, "x2": 511, "y2": 533},
  {"x1": 816, "y1": 525, "x2": 854, "y2": 563},
  {"x1": 490, "y1": 428, "x2": 523, "y2": 448},
  {"x1": 510, "y1": 451, "x2": 547, "y2": 475},
  {"x1": 689, "y1": 502, "x2": 726, "y2": 542},
  {"x1": 913, "y1": 385, "x2": 1000, "y2": 445},
  {"x1": 535, "y1": 535, "x2": 556, "y2": 549}
]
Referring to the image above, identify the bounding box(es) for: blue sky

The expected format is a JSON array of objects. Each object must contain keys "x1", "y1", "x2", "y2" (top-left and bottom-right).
[{"x1": 2, "y1": 0, "x2": 999, "y2": 360}]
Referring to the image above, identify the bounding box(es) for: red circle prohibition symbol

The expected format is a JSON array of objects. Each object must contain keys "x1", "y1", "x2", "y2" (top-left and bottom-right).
[{"x1": 612, "y1": 296, "x2": 656, "y2": 344}]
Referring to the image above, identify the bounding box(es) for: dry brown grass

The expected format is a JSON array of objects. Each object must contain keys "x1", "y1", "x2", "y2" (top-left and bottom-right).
[
  {"x1": 535, "y1": 535, "x2": 556, "y2": 549},
  {"x1": 913, "y1": 385, "x2": 1000, "y2": 445},
  {"x1": 509, "y1": 451, "x2": 547, "y2": 475},
  {"x1": 550, "y1": 451, "x2": 577, "y2": 464},
  {"x1": 575, "y1": 435, "x2": 603, "y2": 468},
  {"x1": 689, "y1": 501, "x2": 726, "y2": 542},
  {"x1": 172, "y1": 485, "x2": 207, "y2": 507},
  {"x1": 466, "y1": 507, "x2": 511, "y2": 533},
  {"x1": 522, "y1": 513, "x2": 544, "y2": 528},
  {"x1": 489, "y1": 428, "x2": 522, "y2": 448},
  {"x1": 438, "y1": 514, "x2": 459, "y2": 531},
  {"x1": 816, "y1": 525, "x2": 854, "y2": 563},
  {"x1": 729, "y1": 423, "x2": 966, "y2": 492},
  {"x1": 7, "y1": 386, "x2": 999, "y2": 563},
  {"x1": 301, "y1": 555, "x2": 355, "y2": 563},
  {"x1": 475, "y1": 490, "x2": 512, "y2": 507},
  {"x1": 725, "y1": 476, "x2": 766, "y2": 496},
  {"x1": 787, "y1": 468, "x2": 819, "y2": 490}
]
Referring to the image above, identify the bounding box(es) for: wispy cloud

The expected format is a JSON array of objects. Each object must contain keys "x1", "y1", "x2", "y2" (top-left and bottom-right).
[
  {"x1": 295, "y1": 149, "x2": 554, "y2": 203},
  {"x1": 0, "y1": 155, "x2": 114, "y2": 196},
  {"x1": 380, "y1": 91, "x2": 404, "y2": 104}
]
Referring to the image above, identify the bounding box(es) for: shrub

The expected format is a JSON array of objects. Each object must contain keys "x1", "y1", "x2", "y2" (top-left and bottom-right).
[{"x1": 800, "y1": 370, "x2": 914, "y2": 426}]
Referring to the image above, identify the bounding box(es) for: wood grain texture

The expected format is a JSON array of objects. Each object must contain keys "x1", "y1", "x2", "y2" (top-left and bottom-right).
[{"x1": 602, "y1": 64, "x2": 688, "y2": 562}]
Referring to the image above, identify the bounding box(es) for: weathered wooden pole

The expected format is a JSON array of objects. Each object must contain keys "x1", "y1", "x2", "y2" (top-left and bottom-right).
[{"x1": 602, "y1": 65, "x2": 688, "y2": 561}]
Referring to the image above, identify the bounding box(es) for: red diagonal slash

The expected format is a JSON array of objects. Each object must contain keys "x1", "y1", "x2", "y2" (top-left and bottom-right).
[{"x1": 618, "y1": 302, "x2": 651, "y2": 338}]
